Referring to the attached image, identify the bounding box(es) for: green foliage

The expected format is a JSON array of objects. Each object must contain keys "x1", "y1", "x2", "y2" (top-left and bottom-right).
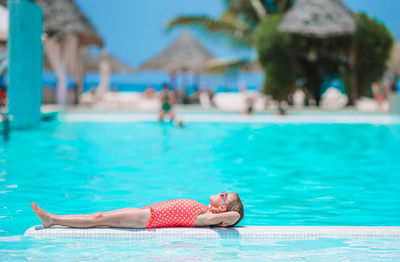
[
  {"x1": 253, "y1": 12, "x2": 393, "y2": 103},
  {"x1": 253, "y1": 15, "x2": 297, "y2": 100},
  {"x1": 340, "y1": 70, "x2": 354, "y2": 98},
  {"x1": 167, "y1": 16, "x2": 253, "y2": 47},
  {"x1": 168, "y1": 0, "x2": 293, "y2": 49},
  {"x1": 168, "y1": 2, "x2": 394, "y2": 104},
  {"x1": 294, "y1": 35, "x2": 352, "y2": 104},
  {"x1": 354, "y1": 13, "x2": 394, "y2": 96}
]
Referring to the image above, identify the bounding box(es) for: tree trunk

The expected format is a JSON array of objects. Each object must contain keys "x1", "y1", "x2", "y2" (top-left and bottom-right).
[
  {"x1": 310, "y1": 77, "x2": 322, "y2": 106},
  {"x1": 349, "y1": 41, "x2": 358, "y2": 105},
  {"x1": 302, "y1": 61, "x2": 323, "y2": 106}
]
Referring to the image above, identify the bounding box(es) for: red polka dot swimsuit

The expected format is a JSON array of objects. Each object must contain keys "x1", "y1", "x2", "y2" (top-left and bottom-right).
[{"x1": 141, "y1": 199, "x2": 210, "y2": 228}]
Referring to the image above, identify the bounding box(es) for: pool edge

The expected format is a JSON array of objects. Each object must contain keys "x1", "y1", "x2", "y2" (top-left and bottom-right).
[{"x1": 24, "y1": 225, "x2": 400, "y2": 239}]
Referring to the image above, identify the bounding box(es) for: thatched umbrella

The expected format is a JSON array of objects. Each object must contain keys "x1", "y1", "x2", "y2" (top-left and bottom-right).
[
  {"x1": 279, "y1": 0, "x2": 355, "y2": 37},
  {"x1": 205, "y1": 58, "x2": 261, "y2": 74},
  {"x1": 0, "y1": 4, "x2": 8, "y2": 75},
  {"x1": 38, "y1": 0, "x2": 103, "y2": 105},
  {"x1": 79, "y1": 49, "x2": 135, "y2": 102},
  {"x1": 43, "y1": 48, "x2": 134, "y2": 102},
  {"x1": 0, "y1": 0, "x2": 102, "y2": 46},
  {"x1": 278, "y1": 0, "x2": 355, "y2": 105},
  {"x1": 140, "y1": 31, "x2": 214, "y2": 101},
  {"x1": 78, "y1": 49, "x2": 134, "y2": 73},
  {"x1": 0, "y1": 5, "x2": 8, "y2": 44},
  {"x1": 388, "y1": 41, "x2": 400, "y2": 77},
  {"x1": 36, "y1": 0, "x2": 102, "y2": 46},
  {"x1": 0, "y1": 0, "x2": 103, "y2": 105},
  {"x1": 139, "y1": 31, "x2": 214, "y2": 74}
]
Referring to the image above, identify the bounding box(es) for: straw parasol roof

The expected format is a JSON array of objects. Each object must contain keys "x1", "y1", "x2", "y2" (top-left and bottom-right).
[
  {"x1": 0, "y1": 0, "x2": 103, "y2": 46},
  {"x1": 279, "y1": 0, "x2": 355, "y2": 38},
  {"x1": 139, "y1": 31, "x2": 214, "y2": 73},
  {"x1": 205, "y1": 58, "x2": 261, "y2": 74},
  {"x1": 0, "y1": 5, "x2": 8, "y2": 43},
  {"x1": 79, "y1": 49, "x2": 135, "y2": 73},
  {"x1": 387, "y1": 41, "x2": 400, "y2": 77}
]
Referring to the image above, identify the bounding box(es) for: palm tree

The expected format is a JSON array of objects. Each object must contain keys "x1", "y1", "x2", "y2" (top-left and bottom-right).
[{"x1": 167, "y1": 0, "x2": 292, "y2": 47}]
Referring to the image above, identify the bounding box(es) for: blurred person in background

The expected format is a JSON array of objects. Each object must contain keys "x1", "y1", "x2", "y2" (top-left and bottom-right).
[
  {"x1": 239, "y1": 82, "x2": 254, "y2": 115},
  {"x1": 372, "y1": 81, "x2": 387, "y2": 108},
  {"x1": 143, "y1": 85, "x2": 156, "y2": 99},
  {"x1": 158, "y1": 83, "x2": 176, "y2": 123}
]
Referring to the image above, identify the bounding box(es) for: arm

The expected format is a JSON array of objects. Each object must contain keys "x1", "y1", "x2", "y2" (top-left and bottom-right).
[
  {"x1": 168, "y1": 92, "x2": 175, "y2": 104},
  {"x1": 195, "y1": 211, "x2": 240, "y2": 227}
]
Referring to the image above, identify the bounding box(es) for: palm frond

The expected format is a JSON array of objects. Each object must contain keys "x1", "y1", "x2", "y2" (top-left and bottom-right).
[
  {"x1": 225, "y1": 0, "x2": 262, "y2": 25},
  {"x1": 167, "y1": 16, "x2": 253, "y2": 45}
]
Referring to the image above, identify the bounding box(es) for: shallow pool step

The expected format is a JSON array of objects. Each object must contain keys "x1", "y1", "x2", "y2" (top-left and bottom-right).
[{"x1": 24, "y1": 226, "x2": 400, "y2": 239}]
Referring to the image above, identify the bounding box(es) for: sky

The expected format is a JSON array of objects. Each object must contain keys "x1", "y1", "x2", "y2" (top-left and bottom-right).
[{"x1": 75, "y1": 0, "x2": 400, "y2": 70}]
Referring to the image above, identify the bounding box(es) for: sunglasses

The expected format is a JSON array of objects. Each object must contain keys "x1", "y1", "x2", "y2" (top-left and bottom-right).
[{"x1": 219, "y1": 192, "x2": 228, "y2": 207}]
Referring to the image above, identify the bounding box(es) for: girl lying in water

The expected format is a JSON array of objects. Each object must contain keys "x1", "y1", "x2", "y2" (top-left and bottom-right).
[{"x1": 31, "y1": 192, "x2": 244, "y2": 228}]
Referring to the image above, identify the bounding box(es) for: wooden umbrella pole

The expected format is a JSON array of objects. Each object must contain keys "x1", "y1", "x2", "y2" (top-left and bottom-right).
[
  {"x1": 182, "y1": 69, "x2": 189, "y2": 104},
  {"x1": 44, "y1": 38, "x2": 67, "y2": 105},
  {"x1": 64, "y1": 35, "x2": 80, "y2": 104}
]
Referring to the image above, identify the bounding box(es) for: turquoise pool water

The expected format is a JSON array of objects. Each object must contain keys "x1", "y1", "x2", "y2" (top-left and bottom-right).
[
  {"x1": 1, "y1": 119, "x2": 400, "y2": 259},
  {"x1": 1, "y1": 236, "x2": 400, "y2": 261}
]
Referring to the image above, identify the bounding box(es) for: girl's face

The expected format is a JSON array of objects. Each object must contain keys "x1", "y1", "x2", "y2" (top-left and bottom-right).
[{"x1": 209, "y1": 192, "x2": 233, "y2": 213}]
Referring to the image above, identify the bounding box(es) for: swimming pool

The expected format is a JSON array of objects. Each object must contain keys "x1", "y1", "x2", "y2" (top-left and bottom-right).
[
  {"x1": 1, "y1": 115, "x2": 400, "y2": 260},
  {"x1": 2, "y1": 236, "x2": 400, "y2": 261}
]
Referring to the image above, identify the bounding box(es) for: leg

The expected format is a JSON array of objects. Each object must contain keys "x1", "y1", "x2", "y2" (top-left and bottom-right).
[
  {"x1": 167, "y1": 110, "x2": 175, "y2": 122},
  {"x1": 158, "y1": 110, "x2": 165, "y2": 122},
  {"x1": 31, "y1": 203, "x2": 151, "y2": 229}
]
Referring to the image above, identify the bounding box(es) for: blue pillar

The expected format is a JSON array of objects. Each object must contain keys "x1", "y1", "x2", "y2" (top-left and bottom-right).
[{"x1": 7, "y1": 0, "x2": 43, "y2": 129}]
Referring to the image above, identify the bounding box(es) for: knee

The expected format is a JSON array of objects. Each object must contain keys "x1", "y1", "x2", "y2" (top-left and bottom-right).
[{"x1": 90, "y1": 212, "x2": 105, "y2": 223}]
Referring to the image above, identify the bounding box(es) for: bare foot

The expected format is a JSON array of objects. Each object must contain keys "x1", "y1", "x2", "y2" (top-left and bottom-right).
[{"x1": 31, "y1": 202, "x2": 53, "y2": 228}]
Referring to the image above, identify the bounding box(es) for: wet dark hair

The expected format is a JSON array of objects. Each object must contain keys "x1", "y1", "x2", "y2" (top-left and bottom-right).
[{"x1": 226, "y1": 192, "x2": 244, "y2": 226}]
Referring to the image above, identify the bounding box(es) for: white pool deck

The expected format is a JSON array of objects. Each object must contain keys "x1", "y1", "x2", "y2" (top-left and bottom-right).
[
  {"x1": 25, "y1": 226, "x2": 400, "y2": 239},
  {"x1": 61, "y1": 112, "x2": 400, "y2": 124}
]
